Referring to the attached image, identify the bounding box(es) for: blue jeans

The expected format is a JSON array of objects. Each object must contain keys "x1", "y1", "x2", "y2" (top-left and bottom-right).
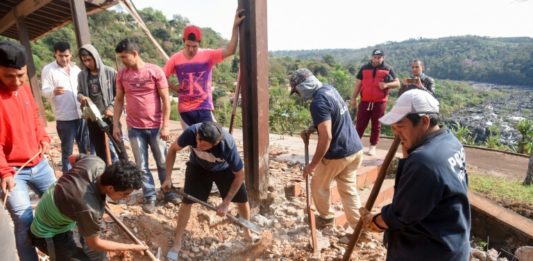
[
  {"x1": 56, "y1": 119, "x2": 90, "y2": 172},
  {"x1": 6, "y1": 158, "x2": 56, "y2": 261},
  {"x1": 128, "y1": 128, "x2": 168, "y2": 201}
]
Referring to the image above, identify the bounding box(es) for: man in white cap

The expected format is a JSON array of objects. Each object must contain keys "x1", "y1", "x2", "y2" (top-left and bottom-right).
[{"x1": 359, "y1": 89, "x2": 471, "y2": 261}]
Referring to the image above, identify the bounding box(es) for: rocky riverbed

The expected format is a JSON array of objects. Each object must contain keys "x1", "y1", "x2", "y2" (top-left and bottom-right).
[{"x1": 445, "y1": 82, "x2": 533, "y2": 148}]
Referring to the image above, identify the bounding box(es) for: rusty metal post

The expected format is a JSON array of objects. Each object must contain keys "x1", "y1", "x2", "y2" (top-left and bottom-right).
[
  {"x1": 70, "y1": 0, "x2": 91, "y2": 47},
  {"x1": 237, "y1": 0, "x2": 269, "y2": 209},
  {"x1": 16, "y1": 16, "x2": 47, "y2": 126}
]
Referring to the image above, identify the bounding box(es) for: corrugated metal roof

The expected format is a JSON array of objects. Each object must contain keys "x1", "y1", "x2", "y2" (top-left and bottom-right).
[{"x1": 0, "y1": 0, "x2": 118, "y2": 41}]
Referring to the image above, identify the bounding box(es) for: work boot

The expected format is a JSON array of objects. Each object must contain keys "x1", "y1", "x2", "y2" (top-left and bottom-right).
[
  {"x1": 142, "y1": 199, "x2": 156, "y2": 213},
  {"x1": 164, "y1": 192, "x2": 182, "y2": 205},
  {"x1": 367, "y1": 145, "x2": 376, "y2": 156},
  {"x1": 315, "y1": 215, "x2": 335, "y2": 229}
]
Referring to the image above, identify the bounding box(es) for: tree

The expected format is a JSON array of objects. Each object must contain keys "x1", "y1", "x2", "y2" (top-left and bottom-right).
[{"x1": 525, "y1": 150, "x2": 533, "y2": 186}]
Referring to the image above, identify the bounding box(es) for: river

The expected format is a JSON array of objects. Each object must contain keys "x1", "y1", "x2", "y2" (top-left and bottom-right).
[{"x1": 445, "y1": 82, "x2": 533, "y2": 149}]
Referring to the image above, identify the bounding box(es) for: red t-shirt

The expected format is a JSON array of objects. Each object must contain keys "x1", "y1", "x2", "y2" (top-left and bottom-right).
[{"x1": 0, "y1": 82, "x2": 49, "y2": 178}]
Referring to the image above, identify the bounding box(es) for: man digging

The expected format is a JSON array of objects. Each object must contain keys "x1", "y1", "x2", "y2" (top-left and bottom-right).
[{"x1": 162, "y1": 122, "x2": 258, "y2": 260}]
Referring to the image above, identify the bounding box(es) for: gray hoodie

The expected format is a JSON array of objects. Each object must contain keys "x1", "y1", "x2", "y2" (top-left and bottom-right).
[
  {"x1": 77, "y1": 44, "x2": 117, "y2": 111},
  {"x1": 294, "y1": 74, "x2": 323, "y2": 101}
]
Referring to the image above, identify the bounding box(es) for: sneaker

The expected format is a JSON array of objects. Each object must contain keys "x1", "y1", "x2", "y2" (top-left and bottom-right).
[
  {"x1": 142, "y1": 200, "x2": 156, "y2": 213},
  {"x1": 315, "y1": 215, "x2": 335, "y2": 229},
  {"x1": 164, "y1": 192, "x2": 182, "y2": 205},
  {"x1": 367, "y1": 145, "x2": 376, "y2": 156}
]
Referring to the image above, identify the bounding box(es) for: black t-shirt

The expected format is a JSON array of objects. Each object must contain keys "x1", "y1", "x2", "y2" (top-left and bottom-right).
[
  {"x1": 53, "y1": 155, "x2": 106, "y2": 237},
  {"x1": 88, "y1": 74, "x2": 106, "y2": 113},
  {"x1": 310, "y1": 85, "x2": 363, "y2": 159}
]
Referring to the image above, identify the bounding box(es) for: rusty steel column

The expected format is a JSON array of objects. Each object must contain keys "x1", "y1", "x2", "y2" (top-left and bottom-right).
[
  {"x1": 16, "y1": 16, "x2": 47, "y2": 126},
  {"x1": 238, "y1": 0, "x2": 269, "y2": 209},
  {"x1": 70, "y1": 0, "x2": 91, "y2": 47}
]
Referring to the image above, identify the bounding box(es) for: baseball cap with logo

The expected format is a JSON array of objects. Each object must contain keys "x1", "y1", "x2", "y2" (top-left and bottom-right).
[
  {"x1": 379, "y1": 89, "x2": 439, "y2": 125},
  {"x1": 183, "y1": 25, "x2": 202, "y2": 42},
  {"x1": 372, "y1": 49, "x2": 384, "y2": 56},
  {"x1": 0, "y1": 41, "x2": 27, "y2": 69}
]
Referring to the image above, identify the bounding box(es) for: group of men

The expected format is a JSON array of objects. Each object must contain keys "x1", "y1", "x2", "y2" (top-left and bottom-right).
[
  {"x1": 1, "y1": 8, "x2": 471, "y2": 260},
  {"x1": 292, "y1": 48, "x2": 470, "y2": 261},
  {"x1": 0, "y1": 9, "x2": 252, "y2": 261}
]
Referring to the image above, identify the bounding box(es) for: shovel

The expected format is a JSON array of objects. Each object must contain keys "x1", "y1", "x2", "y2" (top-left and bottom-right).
[
  {"x1": 302, "y1": 132, "x2": 320, "y2": 257},
  {"x1": 174, "y1": 189, "x2": 262, "y2": 234},
  {"x1": 342, "y1": 137, "x2": 401, "y2": 261},
  {"x1": 104, "y1": 204, "x2": 160, "y2": 261}
]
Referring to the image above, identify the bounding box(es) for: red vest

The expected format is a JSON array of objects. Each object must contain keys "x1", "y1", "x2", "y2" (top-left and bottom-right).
[{"x1": 360, "y1": 66, "x2": 391, "y2": 102}]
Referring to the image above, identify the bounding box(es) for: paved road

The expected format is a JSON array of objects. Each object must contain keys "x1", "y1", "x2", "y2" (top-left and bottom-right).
[{"x1": 366, "y1": 137, "x2": 529, "y2": 181}]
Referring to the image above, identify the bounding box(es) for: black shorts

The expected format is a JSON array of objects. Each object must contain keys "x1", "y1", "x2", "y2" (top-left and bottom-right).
[{"x1": 183, "y1": 162, "x2": 248, "y2": 204}]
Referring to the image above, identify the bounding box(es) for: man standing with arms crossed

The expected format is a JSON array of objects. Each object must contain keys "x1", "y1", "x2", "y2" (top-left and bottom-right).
[
  {"x1": 351, "y1": 49, "x2": 399, "y2": 156},
  {"x1": 0, "y1": 41, "x2": 57, "y2": 261},
  {"x1": 113, "y1": 38, "x2": 180, "y2": 213},
  {"x1": 41, "y1": 41, "x2": 89, "y2": 172},
  {"x1": 162, "y1": 9, "x2": 245, "y2": 129}
]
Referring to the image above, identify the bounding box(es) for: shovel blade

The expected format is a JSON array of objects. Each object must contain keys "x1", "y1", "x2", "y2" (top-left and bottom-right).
[{"x1": 236, "y1": 217, "x2": 262, "y2": 234}]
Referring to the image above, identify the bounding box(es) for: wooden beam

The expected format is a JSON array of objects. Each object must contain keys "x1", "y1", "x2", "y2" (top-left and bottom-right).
[
  {"x1": 16, "y1": 16, "x2": 47, "y2": 126},
  {"x1": 70, "y1": 0, "x2": 91, "y2": 47},
  {"x1": 238, "y1": 0, "x2": 269, "y2": 208},
  {"x1": 0, "y1": 0, "x2": 54, "y2": 35}
]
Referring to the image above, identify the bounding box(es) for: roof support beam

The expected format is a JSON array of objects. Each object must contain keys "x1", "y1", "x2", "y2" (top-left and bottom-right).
[
  {"x1": 238, "y1": 0, "x2": 270, "y2": 209},
  {"x1": 16, "y1": 16, "x2": 47, "y2": 126},
  {"x1": 70, "y1": 0, "x2": 91, "y2": 47},
  {"x1": 0, "y1": 0, "x2": 54, "y2": 35}
]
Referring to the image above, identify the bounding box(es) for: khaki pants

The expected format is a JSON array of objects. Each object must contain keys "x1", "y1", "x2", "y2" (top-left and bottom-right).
[{"x1": 312, "y1": 150, "x2": 364, "y2": 228}]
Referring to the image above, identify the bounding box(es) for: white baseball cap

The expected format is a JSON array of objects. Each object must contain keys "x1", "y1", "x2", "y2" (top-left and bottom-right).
[{"x1": 379, "y1": 89, "x2": 439, "y2": 125}]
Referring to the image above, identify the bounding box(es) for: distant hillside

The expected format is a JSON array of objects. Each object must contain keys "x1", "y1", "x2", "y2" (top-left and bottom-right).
[{"x1": 271, "y1": 36, "x2": 533, "y2": 87}]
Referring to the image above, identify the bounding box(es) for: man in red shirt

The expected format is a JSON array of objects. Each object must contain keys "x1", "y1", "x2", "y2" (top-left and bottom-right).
[
  {"x1": 351, "y1": 49, "x2": 400, "y2": 156},
  {"x1": 0, "y1": 41, "x2": 57, "y2": 261}
]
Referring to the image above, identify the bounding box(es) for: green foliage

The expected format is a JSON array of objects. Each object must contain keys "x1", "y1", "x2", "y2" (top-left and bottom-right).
[
  {"x1": 485, "y1": 125, "x2": 506, "y2": 150},
  {"x1": 515, "y1": 119, "x2": 533, "y2": 154},
  {"x1": 450, "y1": 122, "x2": 476, "y2": 145},
  {"x1": 469, "y1": 172, "x2": 533, "y2": 204},
  {"x1": 272, "y1": 36, "x2": 533, "y2": 87},
  {"x1": 269, "y1": 86, "x2": 311, "y2": 135},
  {"x1": 170, "y1": 100, "x2": 180, "y2": 121}
]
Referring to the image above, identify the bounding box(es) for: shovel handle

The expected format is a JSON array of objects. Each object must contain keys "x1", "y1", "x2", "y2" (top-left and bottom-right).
[
  {"x1": 342, "y1": 137, "x2": 401, "y2": 261},
  {"x1": 104, "y1": 205, "x2": 158, "y2": 261},
  {"x1": 303, "y1": 136, "x2": 319, "y2": 255}
]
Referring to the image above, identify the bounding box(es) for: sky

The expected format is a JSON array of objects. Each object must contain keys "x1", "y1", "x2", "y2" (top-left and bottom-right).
[{"x1": 127, "y1": 0, "x2": 533, "y2": 51}]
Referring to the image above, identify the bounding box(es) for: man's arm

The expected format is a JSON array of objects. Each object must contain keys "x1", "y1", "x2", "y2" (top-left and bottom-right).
[
  {"x1": 222, "y1": 9, "x2": 246, "y2": 58},
  {"x1": 41, "y1": 66, "x2": 55, "y2": 99},
  {"x1": 379, "y1": 78, "x2": 400, "y2": 90},
  {"x1": 162, "y1": 142, "x2": 184, "y2": 192},
  {"x1": 157, "y1": 87, "x2": 171, "y2": 141},
  {"x1": 350, "y1": 79, "x2": 362, "y2": 109},
  {"x1": 112, "y1": 86, "x2": 125, "y2": 141},
  {"x1": 302, "y1": 120, "x2": 332, "y2": 177},
  {"x1": 84, "y1": 235, "x2": 147, "y2": 252},
  {"x1": 217, "y1": 168, "x2": 244, "y2": 216}
]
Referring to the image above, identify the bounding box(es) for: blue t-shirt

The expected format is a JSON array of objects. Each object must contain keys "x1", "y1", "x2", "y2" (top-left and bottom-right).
[
  {"x1": 381, "y1": 129, "x2": 471, "y2": 261},
  {"x1": 178, "y1": 123, "x2": 243, "y2": 172},
  {"x1": 310, "y1": 85, "x2": 363, "y2": 159}
]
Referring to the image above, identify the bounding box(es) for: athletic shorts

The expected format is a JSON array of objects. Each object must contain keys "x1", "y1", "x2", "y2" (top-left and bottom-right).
[
  {"x1": 183, "y1": 162, "x2": 248, "y2": 204},
  {"x1": 179, "y1": 110, "x2": 213, "y2": 126}
]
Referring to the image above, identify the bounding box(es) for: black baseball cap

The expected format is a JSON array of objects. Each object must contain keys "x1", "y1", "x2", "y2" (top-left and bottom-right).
[
  {"x1": 0, "y1": 41, "x2": 27, "y2": 69},
  {"x1": 372, "y1": 49, "x2": 384, "y2": 56}
]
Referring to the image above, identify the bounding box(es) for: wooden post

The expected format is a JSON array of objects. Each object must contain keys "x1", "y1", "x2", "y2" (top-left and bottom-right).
[
  {"x1": 237, "y1": 0, "x2": 269, "y2": 208},
  {"x1": 70, "y1": 0, "x2": 91, "y2": 48},
  {"x1": 16, "y1": 16, "x2": 47, "y2": 126}
]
